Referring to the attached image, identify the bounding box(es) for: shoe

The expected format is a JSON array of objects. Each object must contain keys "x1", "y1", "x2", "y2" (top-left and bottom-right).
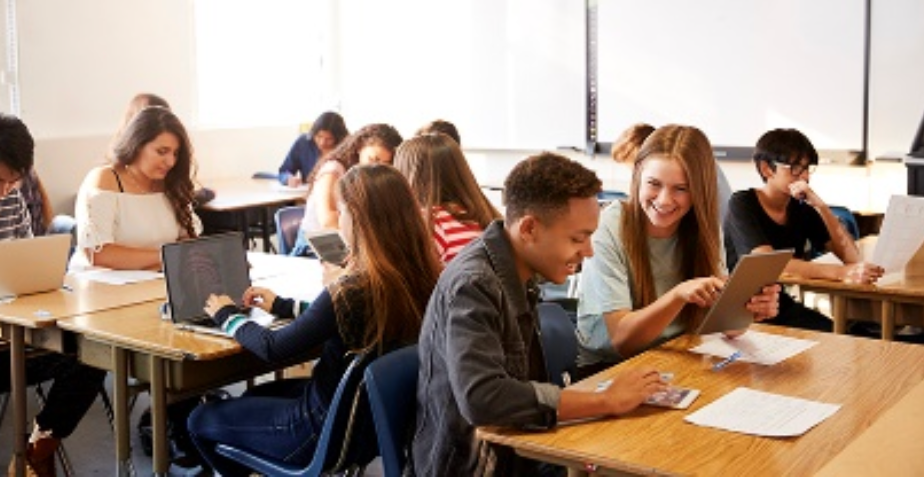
[{"x1": 7, "y1": 437, "x2": 59, "y2": 477}]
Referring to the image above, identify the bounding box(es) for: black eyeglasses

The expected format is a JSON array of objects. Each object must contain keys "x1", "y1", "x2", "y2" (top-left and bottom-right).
[{"x1": 774, "y1": 161, "x2": 817, "y2": 176}]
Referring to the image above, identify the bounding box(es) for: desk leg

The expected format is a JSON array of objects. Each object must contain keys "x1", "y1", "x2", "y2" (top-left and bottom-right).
[
  {"x1": 832, "y1": 295, "x2": 847, "y2": 334},
  {"x1": 112, "y1": 347, "x2": 133, "y2": 476},
  {"x1": 261, "y1": 207, "x2": 272, "y2": 253},
  {"x1": 9, "y1": 325, "x2": 26, "y2": 477},
  {"x1": 881, "y1": 301, "x2": 895, "y2": 341},
  {"x1": 238, "y1": 211, "x2": 250, "y2": 251},
  {"x1": 150, "y1": 356, "x2": 168, "y2": 477}
]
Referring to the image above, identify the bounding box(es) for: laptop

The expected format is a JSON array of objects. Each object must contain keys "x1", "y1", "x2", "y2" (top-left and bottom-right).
[
  {"x1": 695, "y1": 249, "x2": 794, "y2": 335},
  {"x1": 161, "y1": 232, "x2": 283, "y2": 337},
  {"x1": 0, "y1": 234, "x2": 72, "y2": 299}
]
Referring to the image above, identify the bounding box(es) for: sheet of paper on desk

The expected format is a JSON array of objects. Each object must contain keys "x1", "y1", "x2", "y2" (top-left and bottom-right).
[
  {"x1": 684, "y1": 387, "x2": 840, "y2": 437},
  {"x1": 872, "y1": 195, "x2": 924, "y2": 273},
  {"x1": 689, "y1": 331, "x2": 817, "y2": 365},
  {"x1": 72, "y1": 268, "x2": 163, "y2": 285}
]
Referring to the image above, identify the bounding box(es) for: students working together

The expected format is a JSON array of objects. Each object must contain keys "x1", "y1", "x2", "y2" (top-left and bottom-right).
[{"x1": 2, "y1": 103, "x2": 896, "y2": 476}]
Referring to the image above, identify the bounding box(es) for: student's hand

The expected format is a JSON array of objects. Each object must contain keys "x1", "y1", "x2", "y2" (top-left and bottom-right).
[
  {"x1": 746, "y1": 284, "x2": 781, "y2": 322},
  {"x1": 286, "y1": 175, "x2": 302, "y2": 187},
  {"x1": 788, "y1": 180, "x2": 823, "y2": 207},
  {"x1": 243, "y1": 286, "x2": 277, "y2": 312},
  {"x1": 600, "y1": 368, "x2": 667, "y2": 416},
  {"x1": 841, "y1": 262, "x2": 885, "y2": 284},
  {"x1": 204, "y1": 294, "x2": 236, "y2": 318},
  {"x1": 674, "y1": 276, "x2": 726, "y2": 307}
]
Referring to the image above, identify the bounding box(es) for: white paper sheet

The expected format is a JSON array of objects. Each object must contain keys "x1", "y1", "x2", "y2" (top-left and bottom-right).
[
  {"x1": 689, "y1": 331, "x2": 817, "y2": 365},
  {"x1": 684, "y1": 387, "x2": 840, "y2": 437},
  {"x1": 872, "y1": 195, "x2": 924, "y2": 273},
  {"x1": 72, "y1": 268, "x2": 163, "y2": 285}
]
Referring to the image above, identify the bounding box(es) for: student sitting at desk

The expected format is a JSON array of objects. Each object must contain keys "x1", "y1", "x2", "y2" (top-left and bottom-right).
[
  {"x1": 189, "y1": 164, "x2": 441, "y2": 476},
  {"x1": 415, "y1": 118, "x2": 461, "y2": 145},
  {"x1": 290, "y1": 123, "x2": 403, "y2": 257},
  {"x1": 72, "y1": 106, "x2": 201, "y2": 271},
  {"x1": 576, "y1": 125, "x2": 780, "y2": 379},
  {"x1": 413, "y1": 152, "x2": 669, "y2": 476},
  {"x1": 278, "y1": 111, "x2": 349, "y2": 187},
  {"x1": 394, "y1": 133, "x2": 500, "y2": 263},
  {"x1": 0, "y1": 113, "x2": 107, "y2": 477},
  {"x1": 724, "y1": 128, "x2": 884, "y2": 331}
]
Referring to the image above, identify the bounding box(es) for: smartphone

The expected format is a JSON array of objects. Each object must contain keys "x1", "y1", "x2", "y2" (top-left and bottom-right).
[
  {"x1": 305, "y1": 229, "x2": 349, "y2": 266},
  {"x1": 644, "y1": 386, "x2": 700, "y2": 409}
]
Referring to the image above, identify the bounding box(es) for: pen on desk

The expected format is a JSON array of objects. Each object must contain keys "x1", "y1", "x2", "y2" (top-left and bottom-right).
[{"x1": 712, "y1": 350, "x2": 742, "y2": 371}]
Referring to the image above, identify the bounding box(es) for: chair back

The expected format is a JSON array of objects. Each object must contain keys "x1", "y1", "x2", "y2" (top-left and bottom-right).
[
  {"x1": 538, "y1": 302, "x2": 578, "y2": 387},
  {"x1": 363, "y1": 345, "x2": 419, "y2": 477},
  {"x1": 275, "y1": 205, "x2": 305, "y2": 255},
  {"x1": 830, "y1": 205, "x2": 860, "y2": 239},
  {"x1": 215, "y1": 353, "x2": 371, "y2": 476}
]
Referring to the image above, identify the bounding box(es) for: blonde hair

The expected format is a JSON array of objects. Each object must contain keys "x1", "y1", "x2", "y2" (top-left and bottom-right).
[{"x1": 620, "y1": 124, "x2": 720, "y2": 330}]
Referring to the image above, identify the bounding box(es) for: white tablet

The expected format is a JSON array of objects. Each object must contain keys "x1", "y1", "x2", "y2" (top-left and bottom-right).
[
  {"x1": 695, "y1": 249, "x2": 793, "y2": 335},
  {"x1": 305, "y1": 229, "x2": 350, "y2": 266}
]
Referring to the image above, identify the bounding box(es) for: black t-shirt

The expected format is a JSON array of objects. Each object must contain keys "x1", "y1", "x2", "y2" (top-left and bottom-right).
[{"x1": 723, "y1": 189, "x2": 830, "y2": 270}]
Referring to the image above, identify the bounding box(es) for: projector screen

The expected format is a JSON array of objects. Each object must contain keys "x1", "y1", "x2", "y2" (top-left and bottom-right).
[{"x1": 596, "y1": 0, "x2": 865, "y2": 154}]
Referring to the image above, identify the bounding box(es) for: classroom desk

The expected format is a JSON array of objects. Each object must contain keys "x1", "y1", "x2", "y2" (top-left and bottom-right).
[
  {"x1": 477, "y1": 324, "x2": 924, "y2": 476},
  {"x1": 56, "y1": 257, "x2": 324, "y2": 476},
  {"x1": 196, "y1": 178, "x2": 306, "y2": 252},
  {"x1": 779, "y1": 236, "x2": 924, "y2": 340},
  {"x1": 0, "y1": 276, "x2": 165, "y2": 476}
]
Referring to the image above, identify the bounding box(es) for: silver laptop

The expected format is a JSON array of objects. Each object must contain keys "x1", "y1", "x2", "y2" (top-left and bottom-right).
[
  {"x1": 0, "y1": 234, "x2": 72, "y2": 299},
  {"x1": 695, "y1": 249, "x2": 794, "y2": 335},
  {"x1": 161, "y1": 232, "x2": 283, "y2": 337}
]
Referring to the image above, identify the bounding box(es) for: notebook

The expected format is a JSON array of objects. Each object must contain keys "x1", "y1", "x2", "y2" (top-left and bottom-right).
[
  {"x1": 161, "y1": 232, "x2": 283, "y2": 337},
  {"x1": 0, "y1": 234, "x2": 72, "y2": 299},
  {"x1": 695, "y1": 249, "x2": 794, "y2": 335}
]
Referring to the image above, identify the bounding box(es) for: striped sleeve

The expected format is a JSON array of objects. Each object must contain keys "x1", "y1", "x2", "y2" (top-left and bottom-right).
[
  {"x1": 431, "y1": 207, "x2": 483, "y2": 263},
  {"x1": 0, "y1": 190, "x2": 33, "y2": 240}
]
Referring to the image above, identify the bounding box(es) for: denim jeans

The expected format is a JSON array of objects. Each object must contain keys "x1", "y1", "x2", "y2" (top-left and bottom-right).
[
  {"x1": 0, "y1": 351, "x2": 107, "y2": 438},
  {"x1": 187, "y1": 378, "x2": 327, "y2": 476}
]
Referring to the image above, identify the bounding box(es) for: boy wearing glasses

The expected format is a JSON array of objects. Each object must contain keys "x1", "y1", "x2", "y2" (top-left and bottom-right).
[{"x1": 723, "y1": 128, "x2": 884, "y2": 330}]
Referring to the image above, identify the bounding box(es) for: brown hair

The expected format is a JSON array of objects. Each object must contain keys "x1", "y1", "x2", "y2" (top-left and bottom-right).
[
  {"x1": 394, "y1": 134, "x2": 500, "y2": 231},
  {"x1": 620, "y1": 124, "x2": 720, "y2": 330},
  {"x1": 415, "y1": 119, "x2": 461, "y2": 146},
  {"x1": 305, "y1": 123, "x2": 403, "y2": 194},
  {"x1": 504, "y1": 152, "x2": 601, "y2": 224},
  {"x1": 111, "y1": 107, "x2": 198, "y2": 238},
  {"x1": 611, "y1": 123, "x2": 655, "y2": 164},
  {"x1": 335, "y1": 164, "x2": 441, "y2": 353}
]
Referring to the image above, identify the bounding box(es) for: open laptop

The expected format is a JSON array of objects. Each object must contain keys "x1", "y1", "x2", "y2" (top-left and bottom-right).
[
  {"x1": 0, "y1": 234, "x2": 72, "y2": 299},
  {"x1": 161, "y1": 232, "x2": 283, "y2": 337},
  {"x1": 695, "y1": 249, "x2": 794, "y2": 335}
]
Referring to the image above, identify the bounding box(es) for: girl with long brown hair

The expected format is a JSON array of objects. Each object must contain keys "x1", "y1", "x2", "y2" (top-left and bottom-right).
[
  {"x1": 394, "y1": 133, "x2": 500, "y2": 262},
  {"x1": 575, "y1": 125, "x2": 779, "y2": 377},
  {"x1": 189, "y1": 164, "x2": 440, "y2": 476}
]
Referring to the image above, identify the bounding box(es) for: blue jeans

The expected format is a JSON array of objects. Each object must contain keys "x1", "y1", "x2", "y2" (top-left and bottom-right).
[
  {"x1": 289, "y1": 230, "x2": 317, "y2": 258},
  {"x1": 187, "y1": 378, "x2": 328, "y2": 476}
]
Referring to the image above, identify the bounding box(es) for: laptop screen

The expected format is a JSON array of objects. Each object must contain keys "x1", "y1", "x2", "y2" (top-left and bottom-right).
[{"x1": 161, "y1": 233, "x2": 250, "y2": 323}]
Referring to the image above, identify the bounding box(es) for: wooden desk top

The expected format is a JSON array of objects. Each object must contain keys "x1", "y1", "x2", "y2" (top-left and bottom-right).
[
  {"x1": 58, "y1": 300, "x2": 243, "y2": 361},
  {"x1": 198, "y1": 178, "x2": 305, "y2": 212},
  {"x1": 0, "y1": 275, "x2": 165, "y2": 328},
  {"x1": 477, "y1": 324, "x2": 924, "y2": 476}
]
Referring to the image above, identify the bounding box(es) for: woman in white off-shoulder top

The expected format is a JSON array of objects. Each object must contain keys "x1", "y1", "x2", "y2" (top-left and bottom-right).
[{"x1": 72, "y1": 106, "x2": 201, "y2": 271}]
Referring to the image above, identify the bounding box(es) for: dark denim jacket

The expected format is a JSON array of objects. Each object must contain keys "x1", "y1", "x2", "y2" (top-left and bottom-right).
[{"x1": 412, "y1": 220, "x2": 561, "y2": 476}]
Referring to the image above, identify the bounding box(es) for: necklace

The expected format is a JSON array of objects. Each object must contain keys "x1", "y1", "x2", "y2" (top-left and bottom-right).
[{"x1": 123, "y1": 164, "x2": 157, "y2": 194}]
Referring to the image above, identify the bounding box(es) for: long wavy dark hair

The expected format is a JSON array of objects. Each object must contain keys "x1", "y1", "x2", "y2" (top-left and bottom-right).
[
  {"x1": 305, "y1": 123, "x2": 403, "y2": 194},
  {"x1": 111, "y1": 106, "x2": 198, "y2": 238}
]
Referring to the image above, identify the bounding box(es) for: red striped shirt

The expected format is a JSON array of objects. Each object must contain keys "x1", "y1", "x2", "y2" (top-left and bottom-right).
[{"x1": 431, "y1": 206, "x2": 483, "y2": 263}]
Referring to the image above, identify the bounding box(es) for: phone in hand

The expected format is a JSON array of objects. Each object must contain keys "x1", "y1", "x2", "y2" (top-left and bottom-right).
[
  {"x1": 644, "y1": 386, "x2": 700, "y2": 409},
  {"x1": 305, "y1": 229, "x2": 349, "y2": 266}
]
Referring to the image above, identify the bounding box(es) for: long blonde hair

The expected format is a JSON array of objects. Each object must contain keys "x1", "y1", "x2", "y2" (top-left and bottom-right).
[
  {"x1": 620, "y1": 124, "x2": 720, "y2": 329},
  {"x1": 334, "y1": 164, "x2": 441, "y2": 353},
  {"x1": 394, "y1": 133, "x2": 500, "y2": 230}
]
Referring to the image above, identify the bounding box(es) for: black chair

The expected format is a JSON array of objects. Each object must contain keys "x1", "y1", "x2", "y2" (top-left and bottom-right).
[
  {"x1": 214, "y1": 354, "x2": 372, "y2": 476},
  {"x1": 275, "y1": 205, "x2": 306, "y2": 256},
  {"x1": 538, "y1": 303, "x2": 578, "y2": 387},
  {"x1": 362, "y1": 345, "x2": 418, "y2": 477}
]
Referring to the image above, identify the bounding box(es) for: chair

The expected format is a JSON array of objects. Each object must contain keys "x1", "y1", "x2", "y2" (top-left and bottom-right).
[
  {"x1": 275, "y1": 205, "x2": 306, "y2": 255},
  {"x1": 830, "y1": 205, "x2": 860, "y2": 240},
  {"x1": 362, "y1": 345, "x2": 419, "y2": 477},
  {"x1": 538, "y1": 303, "x2": 578, "y2": 388},
  {"x1": 214, "y1": 353, "x2": 372, "y2": 476}
]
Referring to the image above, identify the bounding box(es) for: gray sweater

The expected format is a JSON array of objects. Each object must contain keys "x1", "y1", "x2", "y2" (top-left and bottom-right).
[{"x1": 412, "y1": 220, "x2": 561, "y2": 476}]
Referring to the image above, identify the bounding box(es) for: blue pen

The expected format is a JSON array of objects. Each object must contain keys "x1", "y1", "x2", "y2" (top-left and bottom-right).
[{"x1": 712, "y1": 351, "x2": 742, "y2": 371}]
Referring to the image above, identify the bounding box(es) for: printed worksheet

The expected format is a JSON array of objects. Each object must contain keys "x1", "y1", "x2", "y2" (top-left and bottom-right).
[
  {"x1": 684, "y1": 387, "x2": 840, "y2": 437},
  {"x1": 872, "y1": 195, "x2": 924, "y2": 273},
  {"x1": 689, "y1": 331, "x2": 817, "y2": 365}
]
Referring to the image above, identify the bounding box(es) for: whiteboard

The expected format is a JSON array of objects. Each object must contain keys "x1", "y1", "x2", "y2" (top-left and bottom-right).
[
  {"x1": 336, "y1": 0, "x2": 585, "y2": 150},
  {"x1": 596, "y1": 0, "x2": 865, "y2": 152}
]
